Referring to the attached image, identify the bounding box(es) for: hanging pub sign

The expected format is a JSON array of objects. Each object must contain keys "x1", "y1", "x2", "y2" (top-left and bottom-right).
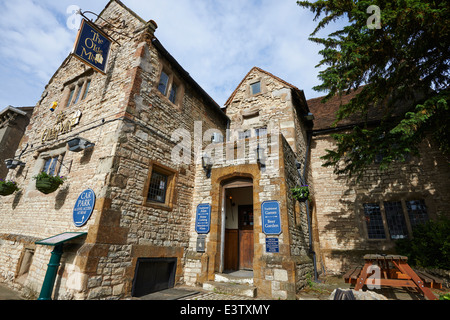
[
  {"x1": 73, "y1": 189, "x2": 96, "y2": 227},
  {"x1": 72, "y1": 19, "x2": 112, "y2": 74},
  {"x1": 195, "y1": 204, "x2": 211, "y2": 234},
  {"x1": 261, "y1": 200, "x2": 282, "y2": 235}
]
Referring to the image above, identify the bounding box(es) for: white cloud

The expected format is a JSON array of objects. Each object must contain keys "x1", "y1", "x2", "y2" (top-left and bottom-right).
[{"x1": 0, "y1": 0, "x2": 334, "y2": 111}]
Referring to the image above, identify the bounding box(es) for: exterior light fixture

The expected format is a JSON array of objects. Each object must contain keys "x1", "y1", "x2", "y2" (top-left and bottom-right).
[
  {"x1": 202, "y1": 154, "x2": 213, "y2": 178},
  {"x1": 304, "y1": 113, "x2": 315, "y2": 121},
  {"x1": 5, "y1": 159, "x2": 26, "y2": 169},
  {"x1": 67, "y1": 137, "x2": 95, "y2": 153},
  {"x1": 256, "y1": 145, "x2": 266, "y2": 167}
]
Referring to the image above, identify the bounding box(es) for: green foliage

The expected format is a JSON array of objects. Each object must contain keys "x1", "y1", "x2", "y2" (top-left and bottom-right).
[
  {"x1": 440, "y1": 293, "x2": 450, "y2": 300},
  {"x1": 0, "y1": 179, "x2": 20, "y2": 196},
  {"x1": 297, "y1": 0, "x2": 450, "y2": 177},
  {"x1": 291, "y1": 185, "x2": 310, "y2": 201},
  {"x1": 395, "y1": 217, "x2": 450, "y2": 270},
  {"x1": 33, "y1": 171, "x2": 67, "y2": 185}
]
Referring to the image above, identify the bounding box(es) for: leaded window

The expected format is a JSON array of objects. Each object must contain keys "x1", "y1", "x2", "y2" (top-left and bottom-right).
[
  {"x1": 364, "y1": 203, "x2": 386, "y2": 239},
  {"x1": 406, "y1": 200, "x2": 429, "y2": 228},
  {"x1": 384, "y1": 201, "x2": 408, "y2": 239}
]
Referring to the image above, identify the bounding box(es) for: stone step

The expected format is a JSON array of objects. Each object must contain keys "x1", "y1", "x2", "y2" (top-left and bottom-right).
[
  {"x1": 203, "y1": 281, "x2": 257, "y2": 298},
  {"x1": 214, "y1": 273, "x2": 254, "y2": 285}
]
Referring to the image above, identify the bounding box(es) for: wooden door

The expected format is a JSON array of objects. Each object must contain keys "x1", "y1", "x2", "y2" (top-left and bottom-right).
[
  {"x1": 238, "y1": 205, "x2": 254, "y2": 270},
  {"x1": 224, "y1": 229, "x2": 239, "y2": 271}
]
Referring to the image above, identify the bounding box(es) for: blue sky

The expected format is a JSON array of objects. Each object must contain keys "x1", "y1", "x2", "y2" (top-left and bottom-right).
[{"x1": 0, "y1": 0, "x2": 344, "y2": 112}]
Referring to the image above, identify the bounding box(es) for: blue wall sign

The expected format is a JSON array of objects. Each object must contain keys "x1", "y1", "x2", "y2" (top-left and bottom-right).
[
  {"x1": 73, "y1": 19, "x2": 112, "y2": 74},
  {"x1": 266, "y1": 237, "x2": 280, "y2": 253},
  {"x1": 262, "y1": 200, "x2": 281, "y2": 235},
  {"x1": 195, "y1": 204, "x2": 211, "y2": 234},
  {"x1": 73, "y1": 189, "x2": 96, "y2": 227}
]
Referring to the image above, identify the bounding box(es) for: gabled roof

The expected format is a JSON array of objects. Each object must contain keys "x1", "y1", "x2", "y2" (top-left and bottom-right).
[
  {"x1": 99, "y1": 0, "x2": 146, "y2": 24},
  {"x1": 224, "y1": 67, "x2": 306, "y2": 107}
]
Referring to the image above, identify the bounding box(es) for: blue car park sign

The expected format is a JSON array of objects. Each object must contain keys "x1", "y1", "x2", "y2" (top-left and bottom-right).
[
  {"x1": 262, "y1": 200, "x2": 281, "y2": 235},
  {"x1": 73, "y1": 189, "x2": 96, "y2": 227},
  {"x1": 73, "y1": 19, "x2": 112, "y2": 74},
  {"x1": 195, "y1": 204, "x2": 211, "y2": 234}
]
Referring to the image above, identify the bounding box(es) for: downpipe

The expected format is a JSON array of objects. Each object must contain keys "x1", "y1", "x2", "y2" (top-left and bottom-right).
[{"x1": 296, "y1": 131, "x2": 319, "y2": 282}]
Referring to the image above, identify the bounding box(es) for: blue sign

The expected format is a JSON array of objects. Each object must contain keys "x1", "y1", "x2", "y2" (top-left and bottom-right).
[
  {"x1": 73, "y1": 19, "x2": 112, "y2": 74},
  {"x1": 266, "y1": 238, "x2": 280, "y2": 253},
  {"x1": 195, "y1": 204, "x2": 211, "y2": 234},
  {"x1": 262, "y1": 200, "x2": 281, "y2": 235},
  {"x1": 73, "y1": 189, "x2": 96, "y2": 227}
]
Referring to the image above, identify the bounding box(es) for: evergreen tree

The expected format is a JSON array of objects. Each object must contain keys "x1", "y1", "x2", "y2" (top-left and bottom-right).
[{"x1": 298, "y1": 0, "x2": 450, "y2": 178}]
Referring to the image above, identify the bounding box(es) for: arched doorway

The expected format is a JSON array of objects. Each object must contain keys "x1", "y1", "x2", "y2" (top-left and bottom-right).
[{"x1": 220, "y1": 178, "x2": 254, "y2": 273}]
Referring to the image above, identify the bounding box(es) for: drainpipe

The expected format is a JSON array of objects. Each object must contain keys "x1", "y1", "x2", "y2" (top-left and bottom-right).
[{"x1": 296, "y1": 131, "x2": 318, "y2": 282}]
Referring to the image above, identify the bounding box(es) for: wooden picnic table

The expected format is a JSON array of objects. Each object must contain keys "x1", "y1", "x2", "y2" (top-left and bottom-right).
[{"x1": 344, "y1": 254, "x2": 438, "y2": 300}]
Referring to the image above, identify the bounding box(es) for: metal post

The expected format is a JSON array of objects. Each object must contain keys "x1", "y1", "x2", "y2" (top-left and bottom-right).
[{"x1": 38, "y1": 244, "x2": 63, "y2": 300}]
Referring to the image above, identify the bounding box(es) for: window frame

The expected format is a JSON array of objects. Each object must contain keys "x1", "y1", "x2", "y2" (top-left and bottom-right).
[
  {"x1": 250, "y1": 81, "x2": 261, "y2": 95},
  {"x1": 156, "y1": 65, "x2": 184, "y2": 107},
  {"x1": 143, "y1": 162, "x2": 178, "y2": 211},
  {"x1": 42, "y1": 154, "x2": 65, "y2": 177},
  {"x1": 62, "y1": 71, "x2": 93, "y2": 108},
  {"x1": 361, "y1": 197, "x2": 432, "y2": 241}
]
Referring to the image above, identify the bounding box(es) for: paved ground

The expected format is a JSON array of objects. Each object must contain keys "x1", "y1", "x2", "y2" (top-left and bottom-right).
[
  {"x1": 0, "y1": 283, "x2": 24, "y2": 300},
  {"x1": 1, "y1": 275, "x2": 447, "y2": 300}
]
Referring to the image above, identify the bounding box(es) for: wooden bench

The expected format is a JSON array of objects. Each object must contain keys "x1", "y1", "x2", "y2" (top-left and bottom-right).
[
  {"x1": 414, "y1": 270, "x2": 443, "y2": 289},
  {"x1": 343, "y1": 265, "x2": 362, "y2": 285},
  {"x1": 342, "y1": 255, "x2": 440, "y2": 300}
]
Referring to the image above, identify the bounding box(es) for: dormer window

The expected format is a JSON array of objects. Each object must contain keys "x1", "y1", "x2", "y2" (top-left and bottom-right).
[{"x1": 251, "y1": 81, "x2": 261, "y2": 95}]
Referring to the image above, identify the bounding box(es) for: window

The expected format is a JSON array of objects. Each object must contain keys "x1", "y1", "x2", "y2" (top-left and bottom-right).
[
  {"x1": 157, "y1": 68, "x2": 183, "y2": 106},
  {"x1": 42, "y1": 154, "x2": 64, "y2": 176},
  {"x1": 169, "y1": 83, "x2": 178, "y2": 104},
  {"x1": 406, "y1": 200, "x2": 429, "y2": 228},
  {"x1": 66, "y1": 88, "x2": 75, "y2": 108},
  {"x1": 82, "y1": 80, "x2": 91, "y2": 100},
  {"x1": 364, "y1": 203, "x2": 386, "y2": 239},
  {"x1": 147, "y1": 171, "x2": 168, "y2": 203},
  {"x1": 384, "y1": 201, "x2": 408, "y2": 239},
  {"x1": 64, "y1": 77, "x2": 92, "y2": 108},
  {"x1": 73, "y1": 86, "x2": 82, "y2": 105},
  {"x1": 144, "y1": 163, "x2": 177, "y2": 210},
  {"x1": 239, "y1": 130, "x2": 251, "y2": 140},
  {"x1": 251, "y1": 81, "x2": 261, "y2": 95},
  {"x1": 158, "y1": 71, "x2": 170, "y2": 95},
  {"x1": 363, "y1": 199, "x2": 429, "y2": 240},
  {"x1": 255, "y1": 127, "x2": 267, "y2": 138}
]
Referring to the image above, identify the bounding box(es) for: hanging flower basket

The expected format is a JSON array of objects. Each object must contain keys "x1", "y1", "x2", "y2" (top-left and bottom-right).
[
  {"x1": 33, "y1": 172, "x2": 66, "y2": 195},
  {"x1": 0, "y1": 180, "x2": 19, "y2": 196},
  {"x1": 291, "y1": 185, "x2": 310, "y2": 202}
]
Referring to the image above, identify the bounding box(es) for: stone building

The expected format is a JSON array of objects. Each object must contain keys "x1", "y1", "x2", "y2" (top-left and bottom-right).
[
  {"x1": 307, "y1": 92, "x2": 450, "y2": 274},
  {"x1": 0, "y1": 0, "x2": 448, "y2": 301},
  {"x1": 0, "y1": 0, "x2": 314, "y2": 300},
  {"x1": 0, "y1": 106, "x2": 34, "y2": 179}
]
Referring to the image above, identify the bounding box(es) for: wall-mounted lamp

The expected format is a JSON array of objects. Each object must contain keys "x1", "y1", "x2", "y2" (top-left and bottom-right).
[
  {"x1": 202, "y1": 154, "x2": 213, "y2": 178},
  {"x1": 5, "y1": 159, "x2": 26, "y2": 169},
  {"x1": 304, "y1": 113, "x2": 315, "y2": 121},
  {"x1": 67, "y1": 137, "x2": 95, "y2": 153}
]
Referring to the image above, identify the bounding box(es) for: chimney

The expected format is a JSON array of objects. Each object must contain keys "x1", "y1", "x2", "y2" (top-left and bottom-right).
[{"x1": 146, "y1": 20, "x2": 158, "y2": 36}]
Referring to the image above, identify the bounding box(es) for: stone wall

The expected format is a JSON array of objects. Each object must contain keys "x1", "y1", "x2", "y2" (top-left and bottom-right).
[
  {"x1": 183, "y1": 133, "x2": 313, "y2": 299},
  {"x1": 310, "y1": 133, "x2": 450, "y2": 274}
]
